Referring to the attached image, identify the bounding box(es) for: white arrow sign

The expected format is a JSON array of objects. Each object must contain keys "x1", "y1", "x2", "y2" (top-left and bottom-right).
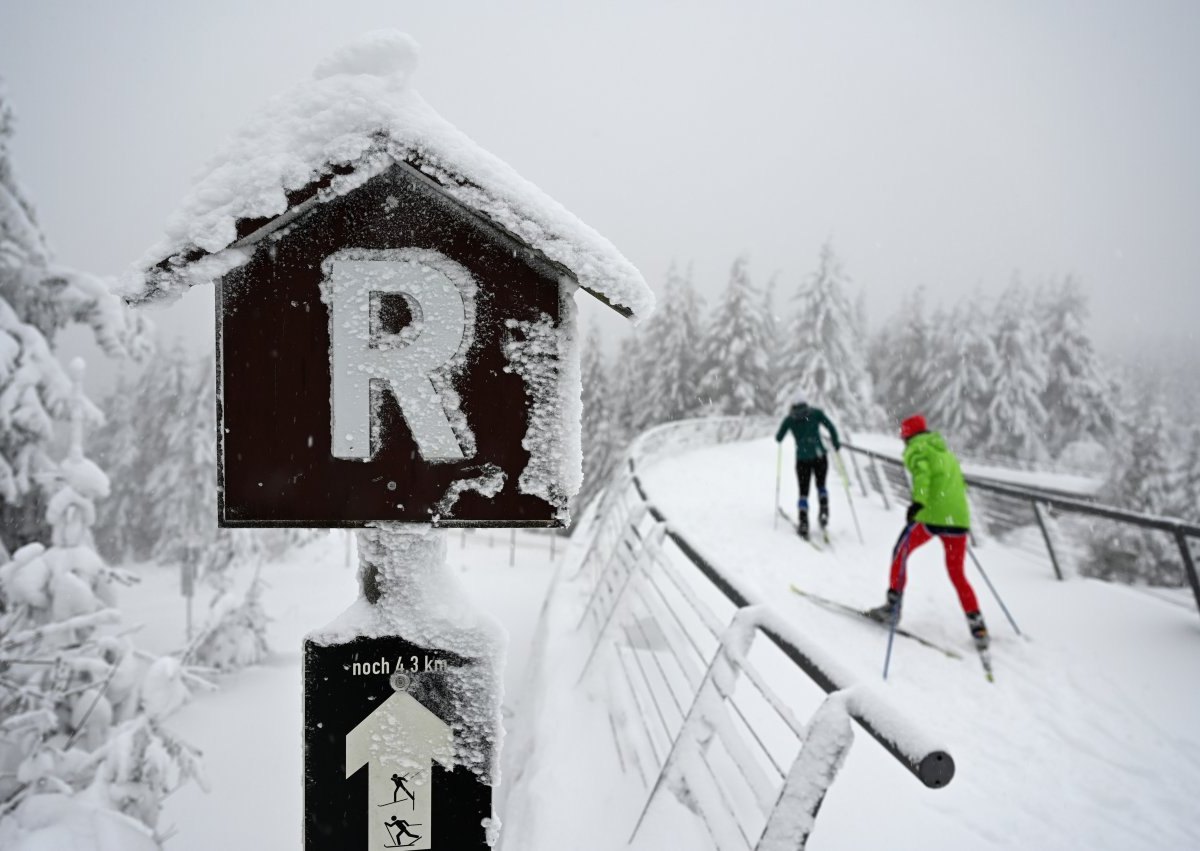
[{"x1": 346, "y1": 691, "x2": 454, "y2": 850}]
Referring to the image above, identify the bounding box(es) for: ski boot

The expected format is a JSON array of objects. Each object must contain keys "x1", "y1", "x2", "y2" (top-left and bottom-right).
[
  {"x1": 966, "y1": 611, "x2": 989, "y2": 651},
  {"x1": 818, "y1": 490, "x2": 830, "y2": 530},
  {"x1": 797, "y1": 510, "x2": 810, "y2": 539},
  {"x1": 865, "y1": 589, "x2": 902, "y2": 624}
]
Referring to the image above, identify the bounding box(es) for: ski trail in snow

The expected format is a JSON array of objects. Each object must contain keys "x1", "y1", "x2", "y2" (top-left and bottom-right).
[{"x1": 638, "y1": 437, "x2": 1200, "y2": 851}]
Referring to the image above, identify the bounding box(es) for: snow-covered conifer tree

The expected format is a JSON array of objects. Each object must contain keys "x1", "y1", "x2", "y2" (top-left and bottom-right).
[
  {"x1": 776, "y1": 242, "x2": 879, "y2": 428},
  {"x1": 761, "y1": 272, "x2": 784, "y2": 414},
  {"x1": 979, "y1": 279, "x2": 1049, "y2": 464},
  {"x1": 695, "y1": 255, "x2": 774, "y2": 416},
  {"x1": 1087, "y1": 406, "x2": 1183, "y2": 585},
  {"x1": 643, "y1": 263, "x2": 705, "y2": 424},
  {"x1": 146, "y1": 357, "x2": 217, "y2": 565},
  {"x1": 577, "y1": 322, "x2": 619, "y2": 515},
  {"x1": 1038, "y1": 277, "x2": 1115, "y2": 456},
  {"x1": 0, "y1": 360, "x2": 204, "y2": 848},
  {"x1": 610, "y1": 332, "x2": 654, "y2": 438},
  {"x1": 874, "y1": 289, "x2": 941, "y2": 423},
  {"x1": 925, "y1": 300, "x2": 997, "y2": 451},
  {"x1": 0, "y1": 84, "x2": 147, "y2": 548},
  {"x1": 187, "y1": 568, "x2": 271, "y2": 672},
  {"x1": 91, "y1": 365, "x2": 177, "y2": 561},
  {"x1": 145, "y1": 356, "x2": 262, "y2": 583}
]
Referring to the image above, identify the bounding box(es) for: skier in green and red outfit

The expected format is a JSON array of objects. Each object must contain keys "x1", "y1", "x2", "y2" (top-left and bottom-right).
[
  {"x1": 775, "y1": 396, "x2": 841, "y2": 539},
  {"x1": 866, "y1": 414, "x2": 989, "y2": 651}
]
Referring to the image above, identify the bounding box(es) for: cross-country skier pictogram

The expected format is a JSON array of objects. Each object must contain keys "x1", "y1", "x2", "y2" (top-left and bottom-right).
[
  {"x1": 392, "y1": 772, "x2": 415, "y2": 808},
  {"x1": 384, "y1": 815, "x2": 422, "y2": 848}
]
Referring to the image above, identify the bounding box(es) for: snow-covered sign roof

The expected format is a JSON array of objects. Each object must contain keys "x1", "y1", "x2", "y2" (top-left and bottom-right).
[{"x1": 124, "y1": 31, "x2": 652, "y2": 322}]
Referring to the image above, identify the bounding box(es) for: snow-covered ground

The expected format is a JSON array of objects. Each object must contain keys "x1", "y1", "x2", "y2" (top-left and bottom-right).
[
  {"x1": 506, "y1": 436, "x2": 1200, "y2": 850},
  {"x1": 120, "y1": 435, "x2": 1200, "y2": 850},
  {"x1": 119, "y1": 528, "x2": 557, "y2": 850}
]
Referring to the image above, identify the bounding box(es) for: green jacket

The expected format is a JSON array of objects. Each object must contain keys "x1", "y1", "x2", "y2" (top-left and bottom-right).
[
  {"x1": 903, "y1": 431, "x2": 970, "y2": 529},
  {"x1": 775, "y1": 404, "x2": 840, "y2": 461}
]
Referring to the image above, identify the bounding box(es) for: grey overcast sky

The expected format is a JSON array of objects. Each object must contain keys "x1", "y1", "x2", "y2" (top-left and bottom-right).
[{"x1": 1, "y1": 0, "x2": 1198, "y2": 377}]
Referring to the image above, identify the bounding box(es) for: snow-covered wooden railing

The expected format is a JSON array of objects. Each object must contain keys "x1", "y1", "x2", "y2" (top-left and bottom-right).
[
  {"x1": 573, "y1": 418, "x2": 954, "y2": 850},
  {"x1": 842, "y1": 441, "x2": 1200, "y2": 621}
]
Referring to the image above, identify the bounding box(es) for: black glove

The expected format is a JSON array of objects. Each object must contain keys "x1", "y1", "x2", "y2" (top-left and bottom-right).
[{"x1": 906, "y1": 502, "x2": 923, "y2": 524}]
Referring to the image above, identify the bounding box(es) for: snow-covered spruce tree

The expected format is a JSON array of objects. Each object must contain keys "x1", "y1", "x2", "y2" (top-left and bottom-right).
[
  {"x1": 1038, "y1": 277, "x2": 1116, "y2": 457},
  {"x1": 866, "y1": 322, "x2": 897, "y2": 415},
  {"x1": 147, "y1": 353, "x2": 215, "y2": 565},
  {"x1": 695, "y1": 255, "x2": 775, "y2": 416},
  {"x1": 575, "y1": 321, "x2": 619, "y2": 517},
  {"x1": 90, "y1": 354, "x2": 188, "y2": 562},
  {"x1": 0, "y1": 82, "x2": 147, "y2": 549},
  {"x1": 0, "y1": 361, "x2": 204, "y2": 849},
  {"x1": 776, "y1": 242, "x2": 879, "y2": 429},
  {"x1": 760, "y1": 271, "x2": 785, "y2": 414},
  {"x1": 979, "y1": 279, "x2": 1049, "y2": 465},
  {"x1": 925, "y1": 299, "x2": 998, "y2": 451},
  {"x1": 873, "y1": 289, "x2": 942, "y2": 424},
  {"x1": 186, "y1": 565, "x2": 271, "y2": 672},
  {"x1": 1086, "y1": 405, "x2": 1183, "y2": 585},
  {"x1": 609, "y1": 332, "x2": 653, "y2": 439},
  {"x1": 643, "y1": 262, "x2": 706, "y2": 425},
  {"x1": 146, "y1": 356, "x2": 265, "y2": 586}
]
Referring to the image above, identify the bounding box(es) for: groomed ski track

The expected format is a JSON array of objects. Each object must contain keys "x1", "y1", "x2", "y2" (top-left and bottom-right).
[
  {"x1": 506, "y1": 434, "x2": 1200, "y2": 851},
  {"x1": 640, "y1": 436, "x2": 1200, "y2": 849}
]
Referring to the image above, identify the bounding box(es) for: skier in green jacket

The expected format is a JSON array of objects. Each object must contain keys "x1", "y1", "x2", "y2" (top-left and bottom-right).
[
  {"x1": 775, "y1": 396, "x2": 841, "y2": 539},
  {"x1": 866, "y1": 414, "x2": 988, "y2": 651}
]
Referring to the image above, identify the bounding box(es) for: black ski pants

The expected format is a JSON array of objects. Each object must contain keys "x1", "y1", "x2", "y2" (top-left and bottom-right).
[{"x1": 795, "y1": 455, "x2": 829, "y2": 503}]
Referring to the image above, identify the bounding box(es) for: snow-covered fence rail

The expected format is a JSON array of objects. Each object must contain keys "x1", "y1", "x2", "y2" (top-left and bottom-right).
[
  {"x1": 574, "y1": 418, "x2": 954, "y2": 850},
  {"x1": 842, "y1": 442, "x2": 1200, "y2": 620}
]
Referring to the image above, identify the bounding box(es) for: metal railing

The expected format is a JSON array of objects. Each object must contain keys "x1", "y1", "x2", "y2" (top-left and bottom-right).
[
  {"x1": 841, "y1": 442, "x2": 1200, "y2": 621},
  {"x1": 573, "y1": 418, "x2": 954, "y2": 851}
]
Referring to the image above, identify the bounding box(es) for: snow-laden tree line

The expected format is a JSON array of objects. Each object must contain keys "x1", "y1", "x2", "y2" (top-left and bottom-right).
[
  {"x1": 581, "y1": 242, "x2": 1200, "y2": 588},
  {"x1": 0, "y1": 84, "x2": 293, "y2": 848}
]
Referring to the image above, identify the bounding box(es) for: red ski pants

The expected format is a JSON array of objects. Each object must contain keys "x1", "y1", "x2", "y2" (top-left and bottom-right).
[{"x1": 889, "y1": 523, "x2": 980, "y2": 613}]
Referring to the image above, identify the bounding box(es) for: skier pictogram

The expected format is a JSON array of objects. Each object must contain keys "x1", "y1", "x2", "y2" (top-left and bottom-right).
[
  {"x1": 384, "y1": 816, "x2": 422, "y2": 848},
  {"x1": 392, "y1": 772, "x2": 415, "y2": 808}
]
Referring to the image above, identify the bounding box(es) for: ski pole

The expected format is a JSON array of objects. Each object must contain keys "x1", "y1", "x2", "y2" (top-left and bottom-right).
[
  {"x1": 967, "y1": 546, "x2": 1022, "y2": 637},
  {"x1": 835, "y1": 451, "x2": 865, "y2": 544},
  {"x1": 883, "y1": 524, "x2": 914, "y2": 680},
  {"x1": 774, "y1": 443, "x2": 782, "y2": 530}
]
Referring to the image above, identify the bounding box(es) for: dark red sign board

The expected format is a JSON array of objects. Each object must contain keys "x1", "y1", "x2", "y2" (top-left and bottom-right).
[{"x1": 216, "y1": 163, "x2": 570, "y2": 528}]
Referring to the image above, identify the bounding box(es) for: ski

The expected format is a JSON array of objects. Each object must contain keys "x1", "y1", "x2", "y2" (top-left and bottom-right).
[
  {"x1": 776, "y1": 507, "x2": 822, "y2": 551},
  {"x1": 976, "y1": 646, "x2": 995, "y2": 682},
  {"x1": 788, "y1": 584, "x2": 963, "y2": 660}
]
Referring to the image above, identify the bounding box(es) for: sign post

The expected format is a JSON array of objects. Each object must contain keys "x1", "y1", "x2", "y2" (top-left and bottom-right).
[
  {"x1": 130, "y1": 30, "x2": 651, "y2": 849},
  {"x1": 305, "y1": 526, "x2": 500, "y2": 849}
]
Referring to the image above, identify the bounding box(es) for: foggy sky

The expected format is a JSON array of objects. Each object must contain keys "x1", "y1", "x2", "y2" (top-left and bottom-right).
[{"x1": 1, "y1": 0, "x2": 1197, "y2": 379}]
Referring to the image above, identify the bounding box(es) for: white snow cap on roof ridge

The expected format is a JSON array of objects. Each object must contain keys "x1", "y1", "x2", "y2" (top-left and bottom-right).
[
  {"x1": 127, "y1": 29, "x2": 653, "y2": 322},
  {"x1": 312, "y1": 29, "x2": 421, "y2": 82}
]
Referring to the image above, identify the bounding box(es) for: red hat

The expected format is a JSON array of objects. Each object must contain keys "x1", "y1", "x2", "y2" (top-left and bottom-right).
[{"x1": 900, "y1": 414, "x2": 927, "y2": 441}]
